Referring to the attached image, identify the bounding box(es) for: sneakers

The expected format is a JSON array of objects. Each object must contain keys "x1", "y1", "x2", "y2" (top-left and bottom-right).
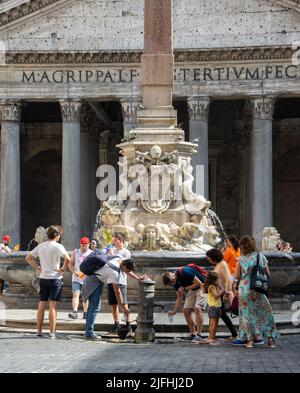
[
  {"x1": 179, "y1": 334, "x2": 196, "y2": 342},
  {"x1": 191, "y1": 334, "x2": 203, "y2": 343},
  {"x1": 127, "y1": 325, "x2": 134, "y2": 337},
  {"x1": 231, "y1": 339, "x2": 248, "y2": 347},
  {"x1": 254, "y1": 339, "x2": 264, "y2": 346},
  {"x1": 224, "y1": 336, "x2": 238, "y2": 343},
  {"x1": 84, "y1": 333, "x2": 102, "y2": 341},
  {"x1": 107, "y1": 323, "x2": 120, "y2": 335},
  {"x1": 83, "y1": 312, "x2": 87, "y2": 320},
  {"x1": 49, "y1": 332, "x2": 56, "y2": 339},
  {"x1": 68, "y1": 311, "x2": 78, "y2": 320},
  {"x1": 36, "y1": 332, "x2": 46, "y2": 338},
  {"x1": 231, "y1": 339, "x2": 265, "y2": 347}
]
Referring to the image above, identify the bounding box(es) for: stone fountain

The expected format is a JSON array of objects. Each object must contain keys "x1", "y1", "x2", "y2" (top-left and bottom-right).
[{"x1": 93, "y1": 0, "x2": 220, "y2": 253}]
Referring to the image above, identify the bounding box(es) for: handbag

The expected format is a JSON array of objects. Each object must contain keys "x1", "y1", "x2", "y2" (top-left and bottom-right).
[
  {"x1": 250, "y1": 253, "x2": 270, "y2": 296},
  {"x1": 231, "y1": 296, "x2": 239, "y2": 317}
]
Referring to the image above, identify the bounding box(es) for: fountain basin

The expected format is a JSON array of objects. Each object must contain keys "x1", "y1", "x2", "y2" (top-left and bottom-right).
[{"x1": 1, "y1": 251, "x2": 300, "y2": 310}]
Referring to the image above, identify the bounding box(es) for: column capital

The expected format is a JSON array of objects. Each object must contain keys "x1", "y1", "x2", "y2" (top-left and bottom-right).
[
  {"x1": 120, "y1": 97, "x2": 142, "y2": 123},
  {"x1": 60, "y1": 99, "x2": 81, "y2": 122},
  {"x1": 187, "y1": 96, "x2": 210, "y2": 121},
  {"x1": 251, "y1": 96, "x2": 276, "y2": 120},
  {"x1": 0, "y1": 99, "x2": 22, "y2": 122}
]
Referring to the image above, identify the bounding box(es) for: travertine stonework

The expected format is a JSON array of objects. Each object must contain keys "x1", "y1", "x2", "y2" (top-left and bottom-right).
[{"x1": 1, "y1": 0, "x2": 300, "y2": 51}]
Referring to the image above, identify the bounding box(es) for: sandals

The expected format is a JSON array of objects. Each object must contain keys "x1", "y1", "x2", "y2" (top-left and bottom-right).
[
  {"x1": 209, "y1": 340, "x2": 221, "y2": 346},
  {"x1": 198, "y1": 338, "x2": 213, "y2": 344},
  {"x1": 246, "y1": 340, "x2": 254, "y2": 348},
  {"x1": 268, "y1": 338, "x2": 276, "y2": 348}
]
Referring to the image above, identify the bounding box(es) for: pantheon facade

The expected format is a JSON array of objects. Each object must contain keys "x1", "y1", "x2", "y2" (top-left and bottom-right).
[{"x1": 0, "y1": 0, "x2": 300, "y2": 250}]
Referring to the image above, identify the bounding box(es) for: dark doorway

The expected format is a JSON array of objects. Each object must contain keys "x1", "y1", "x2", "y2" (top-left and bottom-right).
[{"x1": 21, "y1": 149, "x2": 62, "y2": 249}]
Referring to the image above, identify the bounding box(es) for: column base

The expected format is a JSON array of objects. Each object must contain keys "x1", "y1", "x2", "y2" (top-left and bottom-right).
[{"x1": 137, "y1": 107, "x2": 177, "y2": 127}]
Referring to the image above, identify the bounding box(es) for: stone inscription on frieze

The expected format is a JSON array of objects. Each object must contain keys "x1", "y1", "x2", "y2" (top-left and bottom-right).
[{"x1": 0, "y1": 64, "x2": 299, "y2": 84}]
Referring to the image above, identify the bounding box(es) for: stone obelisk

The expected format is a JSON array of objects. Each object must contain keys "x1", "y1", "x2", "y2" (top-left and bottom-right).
[
  {"x1": 139, "y1": 0, "x2": 177, "y2": 127},
  {"x1": 94, "y1": 0, "x2": 218, "y2": 253}
]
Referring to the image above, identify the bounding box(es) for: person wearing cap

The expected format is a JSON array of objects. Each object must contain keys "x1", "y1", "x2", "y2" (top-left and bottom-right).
[
  {"x1": 90, "y1": 240, "x2": 97, "y2": 251},
  {"x1": 0, "y1": 235, "x2": 12, "y2": 296},
  {"x1": 0, "y1": 235, "x2": 12, "y2": 254},
  {"x1": 68, "y1": 237, "x2": 93, "y2": 320}
]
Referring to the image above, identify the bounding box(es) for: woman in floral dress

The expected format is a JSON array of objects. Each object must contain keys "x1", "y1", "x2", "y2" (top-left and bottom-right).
[{"x1": 232, "y1": 236, "x2": 279, "y2": 348}]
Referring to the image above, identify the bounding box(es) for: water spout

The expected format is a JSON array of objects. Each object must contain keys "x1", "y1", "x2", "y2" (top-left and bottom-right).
[{"x1": 207, "y1": 209, "x2": 227, "y2": 244}]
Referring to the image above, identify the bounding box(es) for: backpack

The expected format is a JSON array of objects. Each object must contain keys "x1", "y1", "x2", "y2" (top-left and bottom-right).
[
  {"x1": 79, "y1": 250, "x2": 120, "y2": 276},
  {"x1": 177, "y1": 263, "x2": 208, "y2": 284}
]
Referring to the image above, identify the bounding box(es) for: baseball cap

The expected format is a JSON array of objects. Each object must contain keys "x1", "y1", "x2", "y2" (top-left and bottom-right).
[
  {"x1": 80, "y1": 237, "x2": 90, "y2": 245},
  {"x1": 3, "y1": 235, "x2": 11, "y2": 242}
]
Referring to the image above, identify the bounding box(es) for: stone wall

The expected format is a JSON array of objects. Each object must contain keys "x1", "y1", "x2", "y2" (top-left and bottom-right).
[
  {"x1": 209, "y1": 100, "x2": 248, "y2": 238},
  {"x1": 273, "y1": 117, "x2": 300, "y2": 251},
  {"x1": 2, "y1": 0, "x2": 300, "y2": 51}
]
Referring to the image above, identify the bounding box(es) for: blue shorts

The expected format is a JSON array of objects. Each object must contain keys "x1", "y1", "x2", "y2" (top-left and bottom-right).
[
  {"x1": 72, "y1": 281, "x2": 83, "y2": 293},
  {"x1": 39, "y1": 279, "x2": 63, "y2": 302}
]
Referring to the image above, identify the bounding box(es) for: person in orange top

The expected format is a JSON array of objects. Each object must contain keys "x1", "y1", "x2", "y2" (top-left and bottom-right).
[{"x1": 223, "y1": 235, "x2": 241, "y2": 275}]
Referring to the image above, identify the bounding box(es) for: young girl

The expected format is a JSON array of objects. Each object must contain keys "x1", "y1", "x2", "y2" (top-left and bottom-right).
[{"x1": 202, "y1": 272, "x2": 224, "y2": 345}]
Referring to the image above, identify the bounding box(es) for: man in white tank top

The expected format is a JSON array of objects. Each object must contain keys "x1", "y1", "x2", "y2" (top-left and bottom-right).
[{"x1": 68, "y1": 237, "x2": 93, "y2": 320}]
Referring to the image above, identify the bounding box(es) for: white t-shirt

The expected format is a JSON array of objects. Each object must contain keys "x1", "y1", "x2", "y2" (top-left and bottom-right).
[
  {"x1": 112, "y1": 247, "x2": 131, "y2": 260},
  {"x1": 72, "y1": 248, "x2": 93, "y2": 284},
  {"x1": 30, "y1": 241, "x2": 69, "y2": 280},
  {"x1": 111, "y1": 247, "x2": 131, "y2": 286},
  {"x1": 94, "y1": 256, "x2": 123, "y2": 285},
  {"x1": 0, "y1": 244, "x2": 12, "y2": 253}
]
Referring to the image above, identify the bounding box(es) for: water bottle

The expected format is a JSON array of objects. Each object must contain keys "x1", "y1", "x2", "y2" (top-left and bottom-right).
[
  {"x1": 101, "y1": 243, "x2": 113, "y2": 254},
  {"x1": 105, "y1": 243, "x2": 114, "y2": 254},
  {"x1": 168, "y1": 313, "x2": 174, "y2": 323}
]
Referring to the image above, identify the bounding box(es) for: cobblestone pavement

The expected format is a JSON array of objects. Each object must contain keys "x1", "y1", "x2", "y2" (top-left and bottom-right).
[{"x1": 0, "y1": 332, "x2": 299, "y2": 373}]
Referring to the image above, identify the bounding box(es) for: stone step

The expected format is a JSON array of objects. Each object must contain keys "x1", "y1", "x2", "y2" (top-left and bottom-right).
[{"x1": 0, "y1": 309, "x2": 297, "y2": 333}]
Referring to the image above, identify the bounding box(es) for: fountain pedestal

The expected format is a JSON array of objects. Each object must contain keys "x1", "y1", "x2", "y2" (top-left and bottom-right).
[{"x1": 134, "y1": 278, "x2": 156, "y2": 343}]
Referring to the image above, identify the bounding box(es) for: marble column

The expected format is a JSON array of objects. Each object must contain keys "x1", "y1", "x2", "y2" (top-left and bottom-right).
[
  {"x1": 60, "y1": 99, "x2": 81, "y2": 250},
  {"x1": 120, "y1": 98, "x2": 142, "y2": 139},
  {"x1": 0, "y1": 99, "x2": 22, "y2": 246},
  {"x1": 90, "y1": 130, "x2": 100, "y2": 231},
  {"x1": 250, "y1": 96, "x2": 275, "y2": 246},
  {"x1": 188, "y1": 96, "x2": 210, "y2": 199},
  {"x1": 80, "y1": 131, "x2": 91, "y2": 238},
  {"x1": 98, "y1": 130, "x2": 110, "y2": 207}
]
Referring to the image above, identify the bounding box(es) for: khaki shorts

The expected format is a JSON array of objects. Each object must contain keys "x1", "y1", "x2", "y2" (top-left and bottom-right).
[{"x1": 184, "y1": 288, "x2": 208, "y2": 310}]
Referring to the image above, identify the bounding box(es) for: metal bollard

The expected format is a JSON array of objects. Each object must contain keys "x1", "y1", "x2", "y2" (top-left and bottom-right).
[{"x1": 134, "y1": 278, "x2": 156, "y2": 343}]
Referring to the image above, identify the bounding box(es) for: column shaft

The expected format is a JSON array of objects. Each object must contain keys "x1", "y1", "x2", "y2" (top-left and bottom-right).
[
  {"x1": 60, "y1": 100, "x2": 81, "y2": 250},
  {"x1": 0, "y1": 100, "x2": 21, "y2": 246},
  {"x1": 188, "y1": 97, "x2": 210, "y2": 199},
  {"x1": 251, "y1": 97, "x2": 275, "y2": 245},
  {"x1": 80, "y1": 132, "x2": 91, "y2": 238}
]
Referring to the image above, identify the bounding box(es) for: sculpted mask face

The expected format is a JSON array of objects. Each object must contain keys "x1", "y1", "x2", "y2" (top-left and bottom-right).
[
  {"x1": 146, "y1": 228, "x2": 157, "y2": 240},
  {"x1": 150, "y1": 145, "x2": 161, "y2": 159}
]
